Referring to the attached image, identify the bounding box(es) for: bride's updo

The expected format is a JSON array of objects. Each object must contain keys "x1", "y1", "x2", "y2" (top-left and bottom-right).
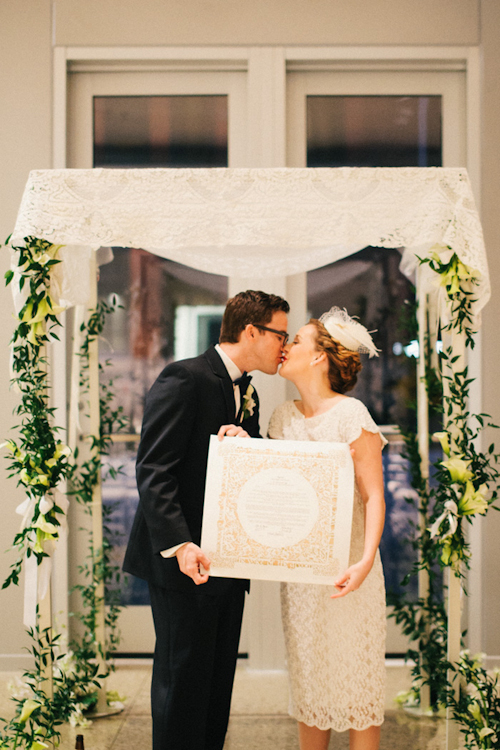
[{"x1": 309, "y1": 318, "x2": 362, "y2": 394}]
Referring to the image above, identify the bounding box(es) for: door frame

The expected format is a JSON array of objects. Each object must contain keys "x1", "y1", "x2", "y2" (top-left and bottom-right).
[{"x1": 52, "y1": 44, "x2": 483, "y2": 661}]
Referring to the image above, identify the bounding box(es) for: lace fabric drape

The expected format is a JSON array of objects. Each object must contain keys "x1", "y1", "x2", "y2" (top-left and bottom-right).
[{"x1": 11, "y1": 167, "x2": 489, "y2": 313}]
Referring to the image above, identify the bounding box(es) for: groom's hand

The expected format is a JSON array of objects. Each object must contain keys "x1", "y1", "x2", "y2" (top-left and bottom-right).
[{"x1": 176, "y1": 542, "x2": 211, "y2": 585}]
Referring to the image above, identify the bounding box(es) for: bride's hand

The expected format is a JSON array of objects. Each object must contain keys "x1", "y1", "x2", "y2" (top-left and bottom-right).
[
  {"x1": 330, "y1": 559, "x2": 372, "y2": 599},
  {"x1": 217, "y1": 424, "x2": 250, "y2": 440}
]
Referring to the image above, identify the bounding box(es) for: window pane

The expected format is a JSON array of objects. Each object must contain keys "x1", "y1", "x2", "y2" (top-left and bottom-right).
[
  {"x1": 307, "y1": 248, "x2": 416, "y2": 429},
  {"x1": 307, "y1": 95, "x2": 441, "y2": 167},
  {"x1": 94, "y1": 95, "x2": 228, "y2": 167},
  {"x1": 98, "y1": 250, "x2": 228, "y2": 433}
]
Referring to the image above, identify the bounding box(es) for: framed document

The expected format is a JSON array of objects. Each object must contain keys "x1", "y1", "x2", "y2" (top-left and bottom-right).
[{"x1": 200, "y1": 435, "x2": 354, "y2": 585}]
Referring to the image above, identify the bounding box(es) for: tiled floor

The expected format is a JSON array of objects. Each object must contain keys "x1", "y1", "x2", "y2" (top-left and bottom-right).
[{"x1": 0, "y1": 661, "x2": 458, "y2": 749}]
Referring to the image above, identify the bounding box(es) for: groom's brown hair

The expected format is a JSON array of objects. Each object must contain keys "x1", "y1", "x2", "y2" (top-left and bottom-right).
[{"x1": 219, "y1": 290, "x2": 289, "y2": 344}]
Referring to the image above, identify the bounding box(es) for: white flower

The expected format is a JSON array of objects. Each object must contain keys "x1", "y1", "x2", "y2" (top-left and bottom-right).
[
  {"x1": 69, "y1": 704, "x2": 92, "y2": 728},
  {"x1": 8, "y1": 676, "x2": 32, "y2": 700},
  {"x1": 241, "y1": 385, "x2": 256, "y2": 420}
]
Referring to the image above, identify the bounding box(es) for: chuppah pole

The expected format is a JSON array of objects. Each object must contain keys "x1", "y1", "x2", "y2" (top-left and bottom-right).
[
  {"x1": 37, "y1": 574, "x2": 53, "y2": 700},
  {"x1": 37, "y1": 344, "x2": 54, "y2": 747},
  {"x1": 442, "y1": 324, "x2": 466, "y2": 750},
  {"x1": 87, "y1": 251, "x2": 109, "y2": 714},
  {"x1": 416, "y1": 266, "x2": 431, "y2": 713}
]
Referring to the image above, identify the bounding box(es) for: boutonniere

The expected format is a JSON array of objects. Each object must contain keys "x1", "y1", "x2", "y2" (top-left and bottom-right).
[{"x1": 241, "y1": 384, "x2": 256, "y2": 421}]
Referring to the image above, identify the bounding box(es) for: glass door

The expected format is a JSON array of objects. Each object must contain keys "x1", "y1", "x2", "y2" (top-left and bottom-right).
[
  {"x1": 66, "y1": 57, "x2": 468, "y2": 660},
  {"x1": 286, "y1": 68, "x2": 466, "y2": 653},
  {"x1": 68, "y1": 69, "x2": 247, "y2": 655}
]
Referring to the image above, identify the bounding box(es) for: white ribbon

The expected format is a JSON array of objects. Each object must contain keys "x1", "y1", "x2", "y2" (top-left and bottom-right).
[
  {"x1": 16, "y1": 492, "x2": 70, "y2": 628},
  {"x1": 16, "y1": 496, "x2": 36, "y2": 531},
  {"x1": 429, "y1": 499, "x2": 458, "y2": 540}
]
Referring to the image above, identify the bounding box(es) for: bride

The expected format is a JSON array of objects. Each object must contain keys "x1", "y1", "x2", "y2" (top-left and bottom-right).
[{"x1": 268, "y1": 308, "x2": 387, "y2": 750}]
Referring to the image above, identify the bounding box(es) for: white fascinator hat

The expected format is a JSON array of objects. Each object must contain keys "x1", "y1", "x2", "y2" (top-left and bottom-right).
[{"x1": 318, "y1": 307, "x2": 380, "y2": 358}]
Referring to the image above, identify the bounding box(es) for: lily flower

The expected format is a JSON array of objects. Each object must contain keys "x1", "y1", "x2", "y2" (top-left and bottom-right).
[
  {"x1": 441, "y1": 456, "x2": 473, "y2": 484},
  {"x1": 26, "y1": 321, "x2": 45, "y2": 346},
  {"x1": 468, "y1": 700, "x2": 483, "y2": 725},
  {"x1": 479, "y1": 727, "x2": 495, "y2": 740},
  {"x1": 34, "y1": 516, "x2": 58, "y2": 535},
  {"x1": 30, "y1": 741, "x2": 49, "y2": 750},
  {"x1": 21, "y1": 296, "x2": 65, "y2": 325},
  {"x1": 458, "y1": 482, "x2": 489, "y2": 516},
  {"x1": 19, "y1": 698, "x2": 41, "y2": 724},
  {"x1": 433, "y1": 431, "x2": 451, "y2": 456},
  {"x1": 440, "y1": 540, "x2": 460, "y2": 566}
]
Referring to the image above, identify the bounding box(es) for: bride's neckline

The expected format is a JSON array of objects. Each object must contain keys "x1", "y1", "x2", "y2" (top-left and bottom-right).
[{"x1": 292, "y1": 395, "x2": 349, "y2": 419}]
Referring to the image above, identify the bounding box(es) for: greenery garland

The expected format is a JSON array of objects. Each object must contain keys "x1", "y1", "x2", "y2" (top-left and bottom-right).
[
  {"x1": 390, "y1": 246, "x2": 500, "y2": 741},
  {"x1": 2, "y1": 237, "x2": 71, "y2": 589},
  {"x1": 421, "y1": 248, "x2": 499, "y2": 572},
  {"x1": 450, "y1": 651, "x2": 500, "y2": 749},
  {"x1": 1, "y1": 238, "x2": 125, "y2": 747}
]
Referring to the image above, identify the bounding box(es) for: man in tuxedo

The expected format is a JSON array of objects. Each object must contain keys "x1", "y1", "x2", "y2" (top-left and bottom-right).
[{"x1": 123, "y1": 290, "x2": 289, "y2": 750}]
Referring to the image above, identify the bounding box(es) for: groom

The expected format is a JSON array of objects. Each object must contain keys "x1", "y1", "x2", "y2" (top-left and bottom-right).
[{"x1": 123, "y1": 290, "x2": 289, "y2": 750}]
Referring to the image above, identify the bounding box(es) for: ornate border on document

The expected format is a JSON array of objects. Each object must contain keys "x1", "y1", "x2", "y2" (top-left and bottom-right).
[{"x1": 208, "y1": 443, "x2": 348, "y2": 577}]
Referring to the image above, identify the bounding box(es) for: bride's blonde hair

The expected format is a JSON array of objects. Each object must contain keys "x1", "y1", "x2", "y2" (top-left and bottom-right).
[{"x1": 309, "y1": 319, "x2": 362, "y2": 394}]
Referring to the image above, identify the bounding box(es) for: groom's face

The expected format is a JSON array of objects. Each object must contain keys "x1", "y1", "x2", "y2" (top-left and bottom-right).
[{"x1": 252, "y1": 310, "x2": 288, "y2": 375}]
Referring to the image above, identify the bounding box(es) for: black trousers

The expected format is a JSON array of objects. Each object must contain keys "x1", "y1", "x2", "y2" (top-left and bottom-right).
[{"x1": 148, "y1": 582, "x2": 246, "y2": 750}]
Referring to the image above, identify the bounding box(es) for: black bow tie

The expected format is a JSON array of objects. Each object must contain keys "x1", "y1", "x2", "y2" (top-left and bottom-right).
[{"x1": 233, "y1": 372, "x2": 252, "y2": 391}]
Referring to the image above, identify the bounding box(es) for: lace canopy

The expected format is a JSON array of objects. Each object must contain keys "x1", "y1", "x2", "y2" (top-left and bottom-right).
[{"x1": 11, "y1": 167, "x2": 489, "y2": 314}]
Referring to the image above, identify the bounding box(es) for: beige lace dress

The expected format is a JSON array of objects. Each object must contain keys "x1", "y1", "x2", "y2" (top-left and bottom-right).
[{"x1": 268, "y1": 397, "x2": 387, "y2": 732}]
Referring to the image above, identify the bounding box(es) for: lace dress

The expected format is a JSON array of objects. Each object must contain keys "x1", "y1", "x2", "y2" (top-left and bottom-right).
[{"x1": 268, "y1": 397, "x2": 387, "y2": 732}]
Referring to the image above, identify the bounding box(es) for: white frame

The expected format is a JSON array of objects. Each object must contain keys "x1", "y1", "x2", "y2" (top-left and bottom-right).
[{"x1": 52, "y1": 45, "x2": 483, "y2": 668}]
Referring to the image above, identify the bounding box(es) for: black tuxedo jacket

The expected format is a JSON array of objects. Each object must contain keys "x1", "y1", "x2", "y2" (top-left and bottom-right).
[{"x1": 123, "y1": 346, "x2": 260, "y2": 594}]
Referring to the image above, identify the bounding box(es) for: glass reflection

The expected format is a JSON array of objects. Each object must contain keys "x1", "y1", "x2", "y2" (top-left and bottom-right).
[
  {"x1": 307, "y1": 95, "x2": 441, "y2": 167},
  {"x1": 94, "y1": 95, "x2": 228, "y2": 167}
]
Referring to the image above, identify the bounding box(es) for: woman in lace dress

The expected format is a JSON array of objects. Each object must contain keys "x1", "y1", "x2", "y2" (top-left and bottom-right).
[{"x1": 268, "y1": 309, "x2": 386, "y2": 750}]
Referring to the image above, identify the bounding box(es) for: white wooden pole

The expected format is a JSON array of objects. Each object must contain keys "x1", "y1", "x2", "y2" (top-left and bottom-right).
[
  {"x1": 38, "y1": 576, "x2": 53, "y2": 700},
  {"x1": 416, "y1": 266, "x2": 431, "y2": 712},
  {"x1": 442, "y1": 323, "x2": 466, "y2": 750},
  {"x1": 446, "y1": 568, "x2": 462, "y2": 750},
  {"x1": 88, "y1": 251, "x2": 109, "y2": 714},
  {"x1": 38, "y1": 344, "x2": 54, "y2": 748}
]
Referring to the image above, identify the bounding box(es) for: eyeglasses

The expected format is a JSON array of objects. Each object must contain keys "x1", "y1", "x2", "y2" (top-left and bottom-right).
[{"x1": 253, "y1": 324, "x2": 289, "y2": 346}]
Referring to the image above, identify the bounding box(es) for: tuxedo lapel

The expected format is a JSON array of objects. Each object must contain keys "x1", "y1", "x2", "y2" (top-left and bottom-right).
[{"x1": 204, "y1": 346, "x2": 236, "y2": 424}]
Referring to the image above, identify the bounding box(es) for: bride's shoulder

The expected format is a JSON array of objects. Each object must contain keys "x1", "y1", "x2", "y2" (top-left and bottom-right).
[
  {"x1": 270, "y1": 400, "x2": 296, "y2": 418},
  {"x1": 335, "y1": 396, "x2": 372, "y2": 418}
]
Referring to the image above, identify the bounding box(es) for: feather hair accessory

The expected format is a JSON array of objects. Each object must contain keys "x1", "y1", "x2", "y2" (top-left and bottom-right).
[{"x1": 318, "y1": 307, "x2": 380, "y2": 358}]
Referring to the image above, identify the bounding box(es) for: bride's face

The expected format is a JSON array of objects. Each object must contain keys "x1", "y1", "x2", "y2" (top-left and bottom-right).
[{"x1": 279, "y1": 324, "x2": 320, "y2": 381}]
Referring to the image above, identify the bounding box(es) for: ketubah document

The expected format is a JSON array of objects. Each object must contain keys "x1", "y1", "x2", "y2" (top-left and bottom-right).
[{"x1": 200, "y1": 435, "x2": 354, "y2": 585}]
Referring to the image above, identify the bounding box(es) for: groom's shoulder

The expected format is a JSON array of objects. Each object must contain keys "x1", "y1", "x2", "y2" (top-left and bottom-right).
[{"x1": 152, "y1": 347, "x2": 219, "y2": 385}]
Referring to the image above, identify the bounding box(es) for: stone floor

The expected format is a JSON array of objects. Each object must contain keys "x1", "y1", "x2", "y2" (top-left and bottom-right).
[{"x1": 0, "y1": 660, "x2": 460, "y2": 749}]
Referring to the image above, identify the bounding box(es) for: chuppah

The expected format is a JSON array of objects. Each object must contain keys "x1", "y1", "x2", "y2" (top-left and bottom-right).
[{"x1": 3, "y1": 165, "x2": 493, "y2": 750}]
